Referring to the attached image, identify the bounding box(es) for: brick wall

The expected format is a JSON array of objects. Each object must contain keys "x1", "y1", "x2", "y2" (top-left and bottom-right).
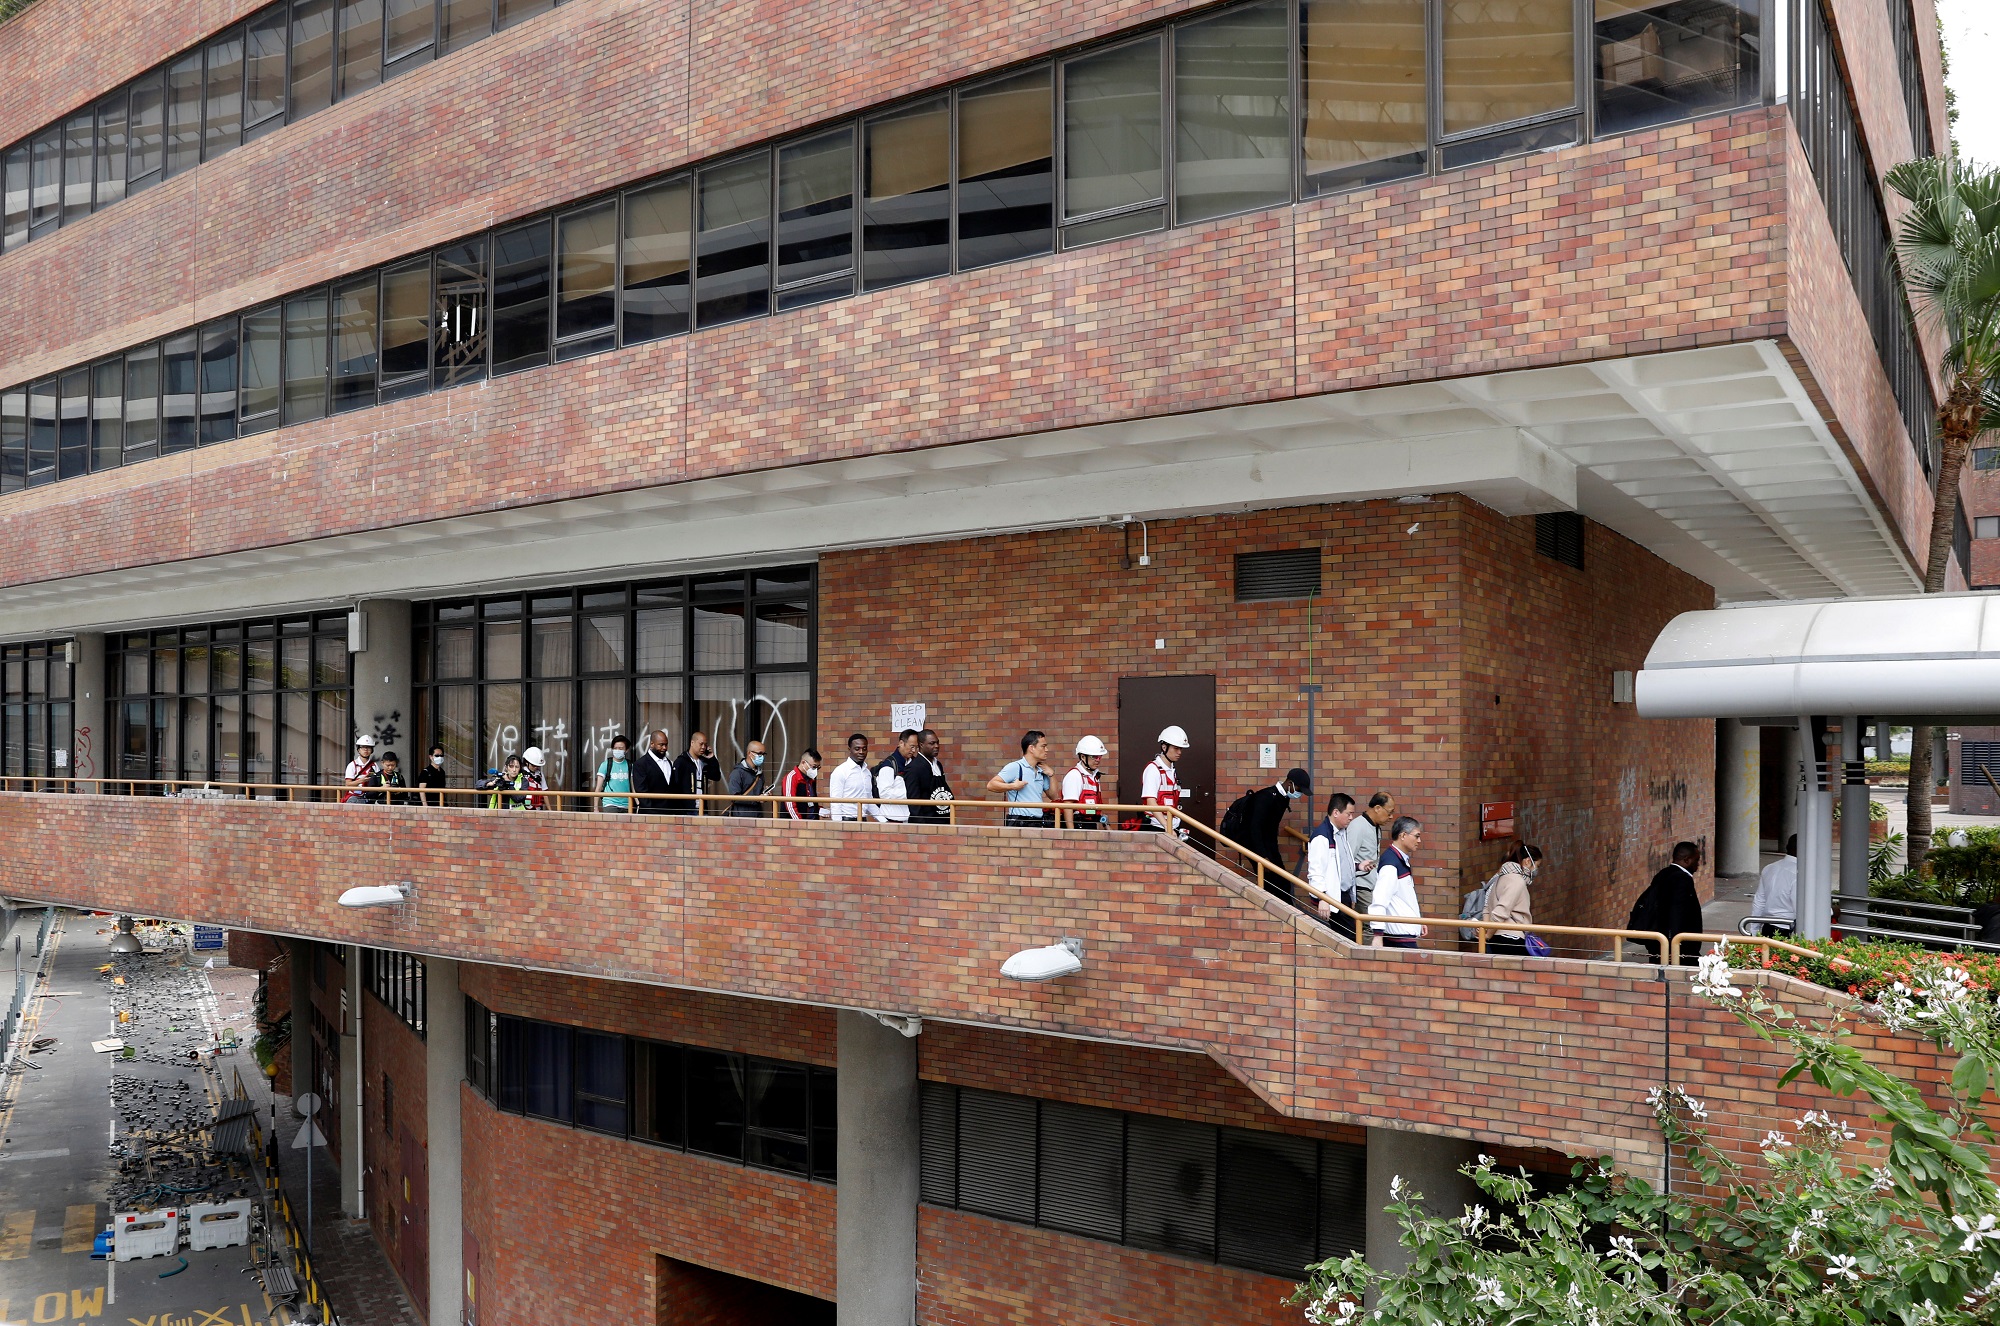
[
  {"x1": 1963, "y1": 464, "x2": 2000, "y2": 588},
  {"x1": 361, "y1": 993, "x2": 430, "y2": 1312}
]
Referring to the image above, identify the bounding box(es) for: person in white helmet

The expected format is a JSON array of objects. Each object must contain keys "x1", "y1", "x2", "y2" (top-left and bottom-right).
[
  {"x1": 1142, "y1": 726, "x2": 1189, "y2": 836},
  {"x1": 343, "y1": 734, "x2": 381, "y2": 804},
  {"x1": 519, "y1": 745, "x2": 549, "y2": 810},
  {"x1": 1062, "y1": 736, "x2": 1109, "y2": 829}
]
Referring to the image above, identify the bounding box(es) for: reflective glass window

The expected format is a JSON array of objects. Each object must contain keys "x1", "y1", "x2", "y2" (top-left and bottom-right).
[
  {"x1": 1302, "y1": 0, "x2": 1427, "y2": 194},
  {"x1": 379, "y1": 258, "x2": 431, "y2": 399},
  {"x1": 123, "y1": 344, "x2": 161, "y2": 465},
  {"x1": 433, "y1": 239, "x2": 489, "y2": 389},
  {"x1": 744, "y1": 1060, "x2": 811, "y2": 1176},
  {"x1": 0, "y1": 388, "x2": 22, "y2": 494},
  {"x1": 205, "y1": 30, "x2": 245, "y2": 160},
  {"x1": 441, "y1": 0, "x2": 491, "y2": 52},
  {"x1": 2, "y1": 144, "x2": 26, "y2": 249},
  {"x1": 29, "y1": 126, "x2": 59, "y2": 234},
  {"x1": 128, "y1": 70, "x2": 166, "y2": 192},
  {"x1": 58, "y1": 369, "x2": 88, "y2": 481},
  {"x1": 200, "y1": 320, "x2": 239, "y2": 444},
  {"x1": 239, "y1": 306, "x2": 283, "y2": 432},
  {"x1": 91, "y1": 359, "x2": 123, "y2": 473},
  {"x1": 1594, "y1": 0, "x2": 1761, "y2": 136},
  {"x1": 1442, "y1": 0, "x2": 1577, "y2": 136},
  {"x1": 575, "y1": 1031, "x2": 627, "y2": 1135},
  {"x1": 331, "y1": 273, "x2": 380, "y2": 412},
  {"x1": 385, "y1": 0, "x2": 436, "y2": 70},
  {"x1": 632, "y1": 1041, "x2": 683, "y2": 1147},
  {"x1": 338, "y1": 0, "x2": 383, "y2": 97},
  {"x1": 95, "y1": 91, "x2": 129, "y2": 209},
  {"x1": 26, "y1": 379, "x2": 55, "y2": 484},
  {"x1": 291, "y1": 0, "x2": 337, "y2": 119},
  {"x1": 491, "y1": 218, "x2": 552, "y2": 376},
  {"x1": 497, "y1": 0, "x2": 550, "y2": 27},
  {"x1": 775, "y1": 127, "x2": 855, "y2": 309},
  {"x1": 685, "y1": 1050, "x2": 746, "y2": 1161},
  {"x1": 862, "y1": 98, "x2": 949, "y2": 290},
  {"x1": 283, "y1": 292, "x2": 330, "y2": 425},
  {"x1": 956, "y1": 66, "x2": 1053, "y2": 270},
  {"x1": 1062, "y1": 37, "x2": 1164, "y2": 244},
  {"x1": 62, "y1": 111, "x2": 94, "y2": 222},
  {"x1": 161, "y1": 332, "x2": 199, "y2": 455},
  {"x1": 166, "y1": 51, "x2": 205, "y2": 177},
  {"x1": 1174, "y1": 0, "x2": 1291, "y2": 224},
  {"x1": 695, "y1": 154, "x2": 771, "y2": 328},
  {"x1": 555, "y1": 202, "x2": 617, "y2": 357},
  {"x1": 620, "y1": 178, "x2": 691, "y2": 344},
  {"x1": 244, "y1": 5, "x2": 290, "y2": 134}
]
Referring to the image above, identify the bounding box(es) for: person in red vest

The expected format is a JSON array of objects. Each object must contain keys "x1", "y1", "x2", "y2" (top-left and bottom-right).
[
  {"x1": 1142, "y1": 726, "x2": 1189, "y2": 837},
  {"x1": 1062, "y1": 735, "x2": 1109, "y2": 828}
]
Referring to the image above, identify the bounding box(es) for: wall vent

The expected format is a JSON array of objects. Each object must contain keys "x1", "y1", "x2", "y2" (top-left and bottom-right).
[
  {"x1": 1535, "y1": 512, "x2": 1585, "y2": 570},
  {"x1": 1234, "y1": 548, "x2": 1322, "y2": 602}
]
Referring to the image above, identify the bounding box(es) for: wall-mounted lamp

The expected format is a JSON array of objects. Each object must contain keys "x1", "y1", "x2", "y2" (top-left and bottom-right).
[
  {"x1": 338, "y1": 881, "x2": 413, "y2": 910},
  {"x1": 1001, "y1": 937, "x2": 1085, "y2": 982}
]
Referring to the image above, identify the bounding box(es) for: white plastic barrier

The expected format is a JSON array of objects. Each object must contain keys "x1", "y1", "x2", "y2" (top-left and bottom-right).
[
  {"x1": 113, "y1": 1209, "x2": 179, "y2": 1261},
  {"x1": 186, "y1": 1199, "x2": 252, "y2": 1251}
]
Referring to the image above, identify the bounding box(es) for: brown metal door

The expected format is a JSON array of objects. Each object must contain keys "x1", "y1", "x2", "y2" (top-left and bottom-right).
[
  {"x1": 400, "y1": 1126, "x2": 429, "y2": 1318},
  {"x1": 1118, "y1": 675, "x2": 1217, "y2": 828}
]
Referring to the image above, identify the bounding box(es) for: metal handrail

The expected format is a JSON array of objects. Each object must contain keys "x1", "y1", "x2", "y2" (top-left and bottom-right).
[
  {"x1": 1670, "y1": 931, "x2": 1858, "y2": 970},
  {"x1": 0, "y1": 775, "x2": 1673, "y2": 961}
]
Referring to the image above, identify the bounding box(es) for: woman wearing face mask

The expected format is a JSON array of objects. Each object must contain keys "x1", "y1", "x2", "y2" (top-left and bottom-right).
[
  {"x1": 415, "y1": 745, "x2": 451, "y2": 807},
  {"x1": 476, "y1": 754, "x2": 531, "y2": 810},
  {"x1": 1480, "y1": 842, "x2": 1544, "y2": 957},
  {"x1": 593, "y1": 735, "x2": 634, "y2": 813}
]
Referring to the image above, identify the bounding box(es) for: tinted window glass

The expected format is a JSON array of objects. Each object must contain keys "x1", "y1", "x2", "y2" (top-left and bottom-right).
[
  {"x1": 695, "y1": 154, "x2": 771, "y2": 328},
  {"x1": 95, "y1": 92, "x2": 129, "y2": 209},
  {"x1": 128, "y1": 71, "x2": 166, "y2": 191},
  {"x1": 497, "y1": 0, "x2": 550, "y2": 27},
  {"x1": 1442, "y1": 0, "x2": 1576, "y2": 135},
  {"x1": 244, "y1": 5, "x2": 290, "y2": 133},
  {"x1": 1063, "y1": 37, "x2": 1164, "y2": 243},
  {"x1": 291, "y1": 0, "x2": 337, "y2": 119},
  {"x1": 575, "y1": 1030, "x2": 627, "y2": 1135},
  {"x1": 91, "y1": 359, "x2": 124, "y2": 472},
  {"x1": 331, "y1": 273, "x2": 380, "y2": 412},
  {"x1": 2, "y1": 145, "x2": 27, "y2": 249},
  {"x1": 494, "y1": 1016, "x2": 523, "y2": 1112},
  {"x1": 205, "y1": 30, "x2": 246, "y2": 160},
  {"x1": 1595, "y1": 0, "x2": 1761, "y2": 136},
  {"x1": 1217, "y1": 1129, "x2": 1318, "y2": 1278},
  {"x1": 555, "y1": 202, "x2": 617, "y2": 355},
  {"x1": 685, "y1": 1049, "x2": 746, "y2": 1161},
  {"x1": 491, "y1": 218, "x2": 552, "y2": 376},
  {"x1": 239, "y1": 306, "x2": 283, "y2": 431},
  {"x1": 200, "y1": 319, "x2": 239, "y2": 444},
  {"x1": 810, "y1": 1068, "x2": 836, "y2": 1182},
  {"x1": 862, "y1": 98, "x2": 949, "y2": 290},
  {"x1": 744, "y1": 1059, "x2": 810, "y2": 1176},
  {"x1": 385, "y1": 0, "x2": 436, "y2": 68},
  {"x1": 1174, "y1": 0, "x2": 1291, "y2": 224},
  {"x1": 29, "y1": 126, "x2": 59, "y2": 233},
  {"x1": 123, "y1": 344, "x2": 161, "y2": 465},
  {"x1": 338, "y1": 0, "x2": 383, "y2": 97},
  {"x1": 1302, "y1": 0, "x2": 1427, "y2": 194},
  {"x1": 283, "y1": 292, "x2": 330, "y2": 425},
  {"x1": 58, "y1": 369, "x2": 89, "y2": 481},
  {"x1": 441, "y1": 0, "x2": 491, "y2": 52},
  {"x1": 1124, "y1": 1113, "x2": 1216, "y2": 1259},
  {"x1": 161, "y1": 332, "x2": 199, "y2": 454},
  {"x1": 62, "y1": 112, "x2": 94, "y2": 221},
  {"x1": 621, "y1": 178, "x2": 691, "y2": 344},
  {"x1": 956, "y1": 67, "x2": 1053, "y2": 269},
  {"x1": 632, "y1": 1040, "x2": 684, "y2": 1148},
  {"x1": 0, "y1": 388, "x2": 22, "y2": 493},
  {"x1": 379, "y1": 258, "x2": 431, "y2": 398},
  {"x1": 775, "y1": 127, "x2": 854, "y2": 309},
  {"x1": 166, "y1": 51, "x2": 205, "y2": 177},
  {"x1": 434, "y1": 238, "x2": 488, "y2": 389},
  {"x1": 519, "y1": 1020, "x2": 572, "y2": 1122},
  {"x1": 26, "y1": 379, "x2": 55, "y2": 483}
]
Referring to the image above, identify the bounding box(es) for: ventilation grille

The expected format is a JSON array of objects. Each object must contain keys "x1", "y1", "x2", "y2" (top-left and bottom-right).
[
  {"x1": 1235, "y1": 548, "x2": 1322, "y2": 602},
  {"x1": 1961, "y1": 743, "x2": 2000, "y2": 789},
  {"x1": 1535, "y1": 512, "x2": 1585, "y2": 570}
]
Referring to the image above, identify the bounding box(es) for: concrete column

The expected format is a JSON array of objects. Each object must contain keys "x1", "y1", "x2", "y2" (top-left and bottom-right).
[
  {"x1": 350, "y1": 600, "x2": 414, "y2": 758},
  {"x1": 1715, "y1": 720, "x2": 1760, "y2": 878},
  {"x1": 1778, "y1": 725, "x2": 1802, "y2": 847},
  {"x1": 1838, "y1": 718, "x2": 1869, "y2": 908},
  {"x1": 1365, "y1": 1127, "x2": 1479, "y2": 1277},
  {"x1": 836, "y1": 1010, "x2": 918, "y2": 1326},
  {"x1": 288, "y1": 939, "x2": 312, "y2": 1113},
  {"x1": 340, "y1": 946, "x2": 364, "y2": 1219},
  {"x1": 426, "y1": 959, "x2": 465, "y2": 1326},
  {"x1": 70, "y1": 633, "x2": 106, "y2": 788},
  {"x1": 1795, "y1": 720, "x2": 1835, "y2": 940}
]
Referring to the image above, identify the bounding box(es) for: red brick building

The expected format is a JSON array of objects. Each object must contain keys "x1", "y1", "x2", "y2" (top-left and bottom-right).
[{"x1": 0, "y1": 0, "x2": 1962, "y2": 1319}]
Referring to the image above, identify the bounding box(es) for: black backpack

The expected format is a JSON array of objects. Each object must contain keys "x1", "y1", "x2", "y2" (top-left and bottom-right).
[{"x1": 1218, "y1": 789, "x2": 1257, "y2": 846}]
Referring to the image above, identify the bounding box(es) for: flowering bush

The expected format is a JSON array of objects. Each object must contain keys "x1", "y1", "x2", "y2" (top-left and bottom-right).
[
  {"x1": 1750, "y1": 936, "x2": 2000, "y2": 1001},
  {"x1": 1291, "y1": 956, "x2": 2000, "y2": 1323}
]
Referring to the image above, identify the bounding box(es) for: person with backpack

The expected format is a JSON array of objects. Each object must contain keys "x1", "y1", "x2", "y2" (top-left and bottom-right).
[
  {"x1": 987, "y1": 731, "x2": 1056, "y2": 828},
  {"x1": 592, "y1": 734, "x2": 634, "y2": 812},
  {"x1": 1222, "y1": 768, "x2": 1312, "y2": 905},
  {"x1": 1366, "y1": 815, "x2": 1427, "y2": 948},
  {"x1": 1476, "y1": 843, "x2": 1544, "y2": 956}
]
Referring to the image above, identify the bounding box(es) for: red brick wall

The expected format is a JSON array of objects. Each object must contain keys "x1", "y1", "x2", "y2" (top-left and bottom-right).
[{"x1": 361, "y1": 994, "x2": 429, "y2": 1308}]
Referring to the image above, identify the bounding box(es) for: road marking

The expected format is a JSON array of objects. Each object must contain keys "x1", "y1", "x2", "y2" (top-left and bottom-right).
[
  {"x1": 0, "y1": 1150, "x2": 70, "y2": 1164},
  {"x1": 62, "y1": 1206, "x2": 97, "y2": 1255},
  {"x1": 0, "y1": 1210, "x2": 33, "y2": 1259}
]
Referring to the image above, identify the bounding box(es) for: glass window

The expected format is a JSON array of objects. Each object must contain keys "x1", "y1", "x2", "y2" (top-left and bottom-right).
[
  {"x1": 385, "y1": 0, "x2": 436, "y2": 68},
  {"x1": 434, "y1": 238, "x2": 489, "y2": 389},
  {"x1": 29, "y1": 126, "x2": 60, "y2": 234},
  {"x1": 1438, "y1": 115, "x2": 1576, "y2": 166},
  {"x1": 695, "y1": 154, "x2": 772, "y2": 328},
  {"x1": 1442, "y1": 0, "x2": 1577, "y2": 136},
  {"x1": 283, "y1": 292, "x2": 330, "y2": 425},
  {"x1": 1174, "y1": 0, "x2": 1291, "y2": 224},
  {"x1": 1302, "y1": 0, "x2": 1427, "y2": 194},
  {"x1": 245, "y1": 5, "x2": 290, "y2": 135},
  {"x1": 497, "y1": 0, "x2": 550, "y2": 27},
  {"x1": 685, "y1": 1050, "x2": 746, "y2": 1161},
  {"x1": 1978, "y1": 516, "x2": 2000, "y2": 541},
  {"x1": 166, "y1": 50, "x2": 205, "y2": 178},
  {"x1": 1594, "y1": 0, "x2": 1761, "y2": 137},
  {"x1": 620, "y1": 178, "x2": 692, "y2": 344},
  {"x1": 775, "y1": 127, "x2": 855, "y2": 309},
  {"x1": 491, "y1": 218, "x2": 553, "y2": 376},
  {"x1": 379, "y1": 258, "x2": 431, "y2": 399},
  {"x1": 555, "y1": 202, "x2": 617, "y2": 357},
  {"x1": 239, "y1": 305, "x2": 283, "y2": 432},
  {"x1": 744, "y1": 1059, "x2": 810, "y2": 1176},
  {"x1": 123, "y1": 344, "x2": 161, "y2": 465},
  {"x1": 957, "y1": 67, "x2": 1053, "y2": 270},
  {"x1": 441, "y1": 0, "x2": 491, "y2": 53},
  {"x1": 331, "y1": 273, "x2": 380, "y2": 412},
  {"x1": 1976, "y1": 447, "x2": 2000, "y2": 472},
  {"x1": 200, "y1": 319, "x2": 240, "y2": 444},
  {"x1": 338, "y1": 0, "x2": 383, "y2": 98},
  {"x1": 62, "y1": 111, "x2": 94, "y2": 222},
  {"x1": 161, "y1": 332, "x2": 199, "y2": 454},
  {"x1": 26, "y1": 379, "x2": 55, "y2": 483},
  {"x1": 2, "y1": 144, "x2": 27, "y2": 250},
  {"x1": 94, "y1": 91, "x2": 129, "y2": 209},
  {"x1": 205, "y1": 30, "x2": 245, "y2": 160},
  {"x1": 519, "y1": 1020, "x2": 572, "y2": 1122},
  {"x1": 862, "y1": 98, "x2": 950, "y2": 290},
  {"x1": 128, "y1": 70, "x2": 166, "y2": 193},
  {"x1": 632, "y1": 1041, "x2": 684, "y2": 1148},
  {"x1": 291, "y1": 0, "x2": 338, "y2": 120},
  {"x1": 0, "y1": 388, "x2": 22, "y2": 494},
  {"x1": 91, "y1": 359, "x2": 124, "y2": 472},
  {"x1": 575, "y1": 1031, "x2": 627, "y2": 1135},
  {"x1": 57, "y1": 370, "x2": 89, "y2": 481},
  {"x1": 1062, "y1": 37, "x2": 1164, "y2": 244}
]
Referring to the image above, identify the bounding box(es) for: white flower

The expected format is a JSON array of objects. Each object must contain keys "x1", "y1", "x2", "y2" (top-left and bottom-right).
[
  {"x1": 1477, "y1": 1153, "x2": 1494, "y2": 1168},
  {"x1": 1928, "y1": 967, "x2": 1974, "y2": 1006},
  {"x1": 1607, "y1": 1235, "x2": 1641, "y2": 1264},
  {"x1": 1692, "y1": 952, "x2": 1741, "y2": 999},
  {"x1": 1796, "y1": 1110, "x2": 1828, "y2": 1129},
  {"x1": 1825, "y1": 1254, "x2": 1860, "y2": 1282},
  {"x1": 1761, "y1": 1130, "x2": 1792, "y2": 1152},
  {"x1": 1955, "y1": 1212, "x2": 2000, "y2": 1253},
  {"x1": 1566, "y1": 1285, "x2": 1583, "y2": 1310},
  {"x1": 1870, "y1": 1167, "x2": 1895, "y2": 1194},
  {"x1": 1389, "y1": 1175, "x2": 1406, "y2": 1201},
  {"x1": 1460, "y1": 1204, "x2": 1490, "y2": 1237},
  {"x1": 1788, "y1": 1226, "x2": 1809, "y2": 1255},
  {"x1": 1472, "y1": 1277, "x2": 1510, "y2": 1308},
  {"x1": 1805, "y1": 1207, "x2": 1829, "y2": 1230}
]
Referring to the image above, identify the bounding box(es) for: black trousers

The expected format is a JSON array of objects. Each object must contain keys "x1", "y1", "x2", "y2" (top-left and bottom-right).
[{"x1": 1485, "y1": 934, "x2": 1529, "y2": 957}]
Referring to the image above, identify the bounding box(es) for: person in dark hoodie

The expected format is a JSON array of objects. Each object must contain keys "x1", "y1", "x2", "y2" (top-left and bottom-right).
[{"x1": 1626, "y1": 840, "x2": 1706, "y2": 965}]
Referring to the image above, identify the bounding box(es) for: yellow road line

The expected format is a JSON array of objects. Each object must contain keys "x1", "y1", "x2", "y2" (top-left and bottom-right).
[
  {"x1": 0, "y1": 1208, "x2": 34, "y2": 1259},
  {"x1": 62, "y1": 1202, "x2": 98, "y2": 1253},
  {"x1": 0, "y1": 915, "x2": 65, "y2": 1142}
]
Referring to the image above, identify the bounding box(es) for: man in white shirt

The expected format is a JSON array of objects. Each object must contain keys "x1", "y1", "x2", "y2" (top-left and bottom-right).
[
  {"x1": 1305, "y1": 792, "x2": 1362, "y2": 937},
  {"x1": 874, "y1": 745, "x2": 910, "y2": 823},
  {"x1": 1140, "y1": 726, "x2": 1190, "y2": 835},
  {"x1": 827, "y1": 733, "x2": 876, "y2": 822},
  {"x1": 1750, "y1": 834, "x2": 1798, "y2": 937}
]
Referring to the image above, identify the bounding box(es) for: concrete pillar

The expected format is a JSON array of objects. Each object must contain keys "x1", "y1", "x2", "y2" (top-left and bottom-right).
[
  {"x1": 1795, "y1": 720, "x2": 1835, "y2": 940},
  {"x1": 1715, "y1": 720, "x2": 1760, "y2": 878},
  {"x1": 426, "y1": 959, "x2": 466, "y2": 1326},
  {"x1": 1365, "y1": 1127, "x2": 1479, "y2": 1276},
  {"x1": 1778, "y1": 725, "x2": 1802, "y2": 847},
  {"x1": 836, "y1": 1010, "x2": 918, "y2": 1326},
  {"x1": 70, "y1": 633, "x2": 106, "y2": 788},
  {"x1": 288, "y1": 939, "x2": 312, "y2": 1114},
  {"x1": 350, "y1": 600, "x2": 413, "y2": 758},
  {"x1": 1838, "y1": 718, "x2": 1869, "y2": 908},
  {"x1": 340, "y1": 946, "x2": 364, "y2": 1219}
]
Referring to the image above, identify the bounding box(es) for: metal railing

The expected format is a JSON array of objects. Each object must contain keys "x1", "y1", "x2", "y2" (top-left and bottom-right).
[{"x1": 231, "y1": 1068, "x2": 339, "y2": 1325}]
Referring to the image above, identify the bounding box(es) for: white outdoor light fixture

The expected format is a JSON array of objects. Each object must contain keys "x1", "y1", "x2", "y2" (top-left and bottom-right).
[
  {"x1": 338, "y1": 881, "x2": 414, "y2": 910},
  {"x1": 107, "y1": 916, "x2": 142, "y2": 953},
  {"x1": 1001, "y1": 937, "x2": 1084, "y2": 982}
]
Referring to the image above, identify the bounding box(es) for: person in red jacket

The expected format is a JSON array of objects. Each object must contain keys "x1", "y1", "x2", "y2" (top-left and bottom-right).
[{"x1": 781, "y1": 748, "x2": 822, "y2": 819}]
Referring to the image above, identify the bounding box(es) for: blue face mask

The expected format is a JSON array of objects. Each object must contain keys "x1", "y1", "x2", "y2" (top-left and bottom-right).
[
  {"x1": 1285, "y1": 788, "x2": 1301, "y2": 800},
  {"x1": 751, "y1": 753, "x2": 765, "y2": 768}
]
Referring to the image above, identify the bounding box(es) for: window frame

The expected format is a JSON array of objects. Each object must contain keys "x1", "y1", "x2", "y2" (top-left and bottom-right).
[{"x1": 1055, "y1": 31, "x2": 1171, "y2": 248}]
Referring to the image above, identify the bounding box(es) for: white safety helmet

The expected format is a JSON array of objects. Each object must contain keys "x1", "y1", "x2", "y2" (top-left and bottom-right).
[
  {"x1": 522, "y1": 746, "x2": 546, "y2": 768},
  {"x1": 1075, "y1": 735, "x2": 1109, "y2": 758},
  {"x1": 355, "y1": 734, "x2": 377, "y2": 748},
  {"x1": 1157, "y1": 726, "x2": 1191, "y2": 749}
]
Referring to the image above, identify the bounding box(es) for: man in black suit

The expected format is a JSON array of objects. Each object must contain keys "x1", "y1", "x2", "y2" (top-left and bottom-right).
[
  {"x1": 669, "y1": 731, "x2": 724, "y2": 815},
  {"x1": 632, "y1": 728, "x2": 676, "y2": 814},
  {"x1": 1627, "y1": 840, "x2": 1707, "y2": 965}
]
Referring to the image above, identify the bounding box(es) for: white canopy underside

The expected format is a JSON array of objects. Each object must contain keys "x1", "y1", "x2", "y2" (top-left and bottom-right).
[{"x1": 1637, "y1": 593, "x2": 2000, "y2": 719}]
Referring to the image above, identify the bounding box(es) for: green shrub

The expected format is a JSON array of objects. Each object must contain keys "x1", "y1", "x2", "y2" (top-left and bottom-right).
[{"x1": 1866, "y1": 757, "x2": 1910, "y2": 776}]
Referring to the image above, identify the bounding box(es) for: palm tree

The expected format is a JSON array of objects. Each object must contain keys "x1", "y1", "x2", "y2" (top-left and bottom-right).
[{"x1": 1886, "y1": 157, "x2": 2000, "y2": 870}]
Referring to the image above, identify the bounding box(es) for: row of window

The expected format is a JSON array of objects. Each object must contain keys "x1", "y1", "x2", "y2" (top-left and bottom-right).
[
  {"x1": 0, "y1": 0, "x2": 1768, "y2": 497},
  {"x1": 0, "y1": 0, "x2": 566, "y2": 253},
  {"x1": 463, "y1": 997, "x2": 837, "y2": 1182},
  {"x1": 0, "y1": 640, "x2": 73, "y2": 782},
  {"x1": 362, "y1": 949, "x2": 426, "y2": 1036},
  {"x1": 919, "y1": 1081, "x2": 1364, "y2": 1281}
]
